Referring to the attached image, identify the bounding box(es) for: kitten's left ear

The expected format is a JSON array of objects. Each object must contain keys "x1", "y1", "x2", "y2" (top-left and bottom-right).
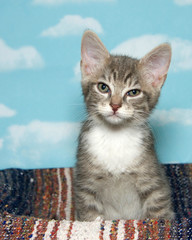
[
  {"x1": 139, "y1": 43, "x2": 172, "y2": 89},
  {"x1": 81, "y1": 30, "x2": 110, "y2": 76}
]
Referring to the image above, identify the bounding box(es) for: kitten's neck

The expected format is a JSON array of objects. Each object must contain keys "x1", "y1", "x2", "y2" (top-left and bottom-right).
[{"x1": 84, "y1": 117, "x2": 149, "y2": 174}]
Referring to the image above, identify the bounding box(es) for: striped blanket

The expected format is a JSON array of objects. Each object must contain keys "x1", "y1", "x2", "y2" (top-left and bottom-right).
[{"x1": 0, "y1": 164, "x2": 192, "y2": 239}]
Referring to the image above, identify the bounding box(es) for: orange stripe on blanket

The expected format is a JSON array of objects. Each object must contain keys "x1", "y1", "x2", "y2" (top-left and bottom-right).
[
  {"x1": 110, "y1": 220, "x2": 120, "y2": 240},
  {"x1": 41, "y1": 169, "x2": 54, "y2": 219},
  {"x1": 34, "y1": 169, "x2": 42, "y2": 218}
]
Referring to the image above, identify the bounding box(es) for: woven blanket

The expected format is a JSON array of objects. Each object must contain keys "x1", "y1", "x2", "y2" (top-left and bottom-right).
[{"x1": 0, "y1": 164, "x2": 192, "y2": 239}]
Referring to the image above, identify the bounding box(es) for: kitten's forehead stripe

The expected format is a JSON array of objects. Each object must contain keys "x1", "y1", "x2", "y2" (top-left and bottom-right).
[
  {"x1": 108, "y1": 55, "x2": 139, "y2": 84},
  {"x1": 123, "y1": 72, "x2": 132, "y2": 84},
  {"x1": 108, "y1": 69, "x2": 116, "y2": 82},
  {"x1": 113, "y1": 71, "x2": 117, "y2": 81},
  {"x1": 100, "y1": 74, "x2": 106, "y2": 80},
  {"x1": 128, "y1": 77, "x2": 140, "y2": 89}
]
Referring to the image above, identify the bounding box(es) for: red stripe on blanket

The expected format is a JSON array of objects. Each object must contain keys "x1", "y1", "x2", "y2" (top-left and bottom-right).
[
  {"x1": 124, "y1": 220, "x2": 135, "y2": 239},
  {"x1": 70, "y1": 168, "x2": 75, "y2": 221},
  {"x1": 35, "y1": 219, "x2": 49, "y2": 239},
  {"x1": 50, "y1": 220, "x2": 60, "y2": 239},
  {"x1": 41, "y1": 169, "x2": 54, "y2": 219},
  {"x1": 67, "y1": 221, "x2": 74, "y2": 239}
]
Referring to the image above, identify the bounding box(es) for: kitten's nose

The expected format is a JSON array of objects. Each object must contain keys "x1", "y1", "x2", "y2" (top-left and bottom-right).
[{"x1": 110, "y1": 103, "x2": 121, "y2": 113}]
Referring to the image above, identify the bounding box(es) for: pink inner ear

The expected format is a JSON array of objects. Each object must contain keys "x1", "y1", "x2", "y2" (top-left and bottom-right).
[
  {"x1": 81, "y1": 31, "x2": 110, "y2": 76},
  {"x1": 151, "y1": 64, "x2": 167, "y2": 87},
  {"x1": 84, "y1": 63, "x2": 96, "y2": 75},
  {"x1": 82, "y1": 50, "x2": 98, "y2": 75},
  {"x1": 152, "y1": 73, "x2": 167, "y2": 88},
  {"x1": 152, "y1": 59, "x2": 170, "y2": 87},
  {"x1": 142, "y1": 46, "x2": 171, "y2": 88}
]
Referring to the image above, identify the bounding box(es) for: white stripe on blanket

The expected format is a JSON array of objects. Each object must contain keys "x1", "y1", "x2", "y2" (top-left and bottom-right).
[
  {"x1": 44, "y1": 220, "x2": 56, "y2": 240},
  {"x1": 65, "y1": 168, "x2": 72, "y2": 220}
]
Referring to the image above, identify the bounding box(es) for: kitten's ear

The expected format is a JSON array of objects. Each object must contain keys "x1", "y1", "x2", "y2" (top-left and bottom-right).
[
  {"x1": 81, "y1": 30, "x2": 110, "y2": 76},
  {"x1": 139, "y1": 44, "x2": 172, "y2": 89}
]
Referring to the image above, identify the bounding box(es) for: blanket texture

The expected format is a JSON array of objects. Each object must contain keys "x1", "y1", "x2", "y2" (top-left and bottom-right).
[{"x1": 0, "y1": 164, "x2": 192, "y2": 239}]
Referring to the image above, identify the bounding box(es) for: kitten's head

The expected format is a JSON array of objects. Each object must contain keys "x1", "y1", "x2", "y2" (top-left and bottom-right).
[{"x1": 80, "y1": 30, "x2": 171, "y2": 126}]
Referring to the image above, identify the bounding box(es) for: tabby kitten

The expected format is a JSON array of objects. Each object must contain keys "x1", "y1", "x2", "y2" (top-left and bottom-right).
[{"x1": 75, "y1": 30, "x2": 174, "y2": 221}]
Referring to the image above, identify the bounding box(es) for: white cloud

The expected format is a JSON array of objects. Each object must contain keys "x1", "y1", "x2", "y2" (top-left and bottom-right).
[
  {"x1": 174, "y1": 0, "x2": 192, "y2": 5},
  {"x1": 33, "y1": 0, "x2": 115, "y2": 5},
  {"x1": 0, "y1": 104, "x2": 16, "y2": 118},
  {"x1": 0, "y1": 39, "x2": 44, "y2": 72},
  {"x1": 41, "y1": 15, "x2": 103, "y2": 37},
  {"x1": 111, "y1": 35, "x2": 166, "y2": 58},
  {"x1": 8, "y1": 120, "x2": 80, "y2": 151},
  {"x1": 111, "y1": 35, "x2": 192, "y2": 72},
  {"x1": 0, "y1": 139, "x2": 3, "y2": 149},
  {"x1": 150, "y1": 108, "x2": 192, "y2": 126},
  {"x1": 2, "y1": 120, "x2": 81, "y2": 168}
]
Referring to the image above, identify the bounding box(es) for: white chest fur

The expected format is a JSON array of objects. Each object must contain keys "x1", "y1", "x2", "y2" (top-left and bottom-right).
[{"x1": 86, "y1": 124, "x2": 144, "y2": 174}]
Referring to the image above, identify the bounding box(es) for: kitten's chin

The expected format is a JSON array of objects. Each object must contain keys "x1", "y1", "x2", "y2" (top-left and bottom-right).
[
  {"x1": 97, "y1": 112, "x2": 141, "y2": 126},
  {"x1": 105, "y1": 115, "x2": 124, "y2": 125},
  {"x1": 94, "y1": 111, "x2": 133, "y2": 126}
]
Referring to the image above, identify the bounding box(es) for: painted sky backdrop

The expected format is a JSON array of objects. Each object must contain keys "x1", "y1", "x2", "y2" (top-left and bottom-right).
[{"x1": 0, "y1": 0, "x2": 192, "y2": 169}]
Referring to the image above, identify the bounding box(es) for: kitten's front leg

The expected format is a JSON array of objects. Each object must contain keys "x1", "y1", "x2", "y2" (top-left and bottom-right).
[
  {"x1": 75, "y1": 187, "x2": 104, "y2": 221},
  {"x1": 137, "y1": 174, "x2": 175, "y2": 220},
  {"x1": 142, "y1": 188, "x2": 175, "y2": 220}
]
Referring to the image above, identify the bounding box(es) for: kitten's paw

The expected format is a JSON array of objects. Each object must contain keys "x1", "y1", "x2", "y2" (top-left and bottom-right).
[{"x1": 95, "y1": 216, "x2": 104, "y2": 222}]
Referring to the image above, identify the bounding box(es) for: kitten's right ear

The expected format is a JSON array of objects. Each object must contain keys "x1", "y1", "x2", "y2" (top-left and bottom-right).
[{"x1": 81, "y1": 30, "x2": 110, "y2": 76}]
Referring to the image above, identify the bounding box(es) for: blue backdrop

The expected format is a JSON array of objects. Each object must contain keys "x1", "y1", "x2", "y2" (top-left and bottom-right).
[{"x1": 0, "y1": 0, "x2": 192, "y2": 169}]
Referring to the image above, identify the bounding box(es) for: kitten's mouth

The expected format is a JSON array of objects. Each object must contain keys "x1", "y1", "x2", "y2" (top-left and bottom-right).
[
  {"x1": 111, "y1": 112, "x2": 121, "y2": 118},
  {"x1": 97, "y1": 109, "x2": 127, "y2": 125},
  {"x1": 104, "y1": 112, "x2": 124, "y2": 124}
]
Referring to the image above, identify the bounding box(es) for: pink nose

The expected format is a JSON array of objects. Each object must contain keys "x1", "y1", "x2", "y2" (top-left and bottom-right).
[{"x1": 110, "y1": 103, "x2": 121, "y2": 113}]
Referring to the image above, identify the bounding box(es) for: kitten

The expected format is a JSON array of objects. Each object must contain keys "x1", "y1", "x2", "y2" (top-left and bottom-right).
[{"x1": 75, "y1": 30, "x2": 174, "y2": 221}]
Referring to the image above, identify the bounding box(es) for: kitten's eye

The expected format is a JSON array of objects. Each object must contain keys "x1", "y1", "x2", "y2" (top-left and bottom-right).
[
  {"x1": 98, "y1": 82, "x2": 110, "y2": 93},
  {"x1": 127, "y1": 89, "x2": 141, "y2": 97}
]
